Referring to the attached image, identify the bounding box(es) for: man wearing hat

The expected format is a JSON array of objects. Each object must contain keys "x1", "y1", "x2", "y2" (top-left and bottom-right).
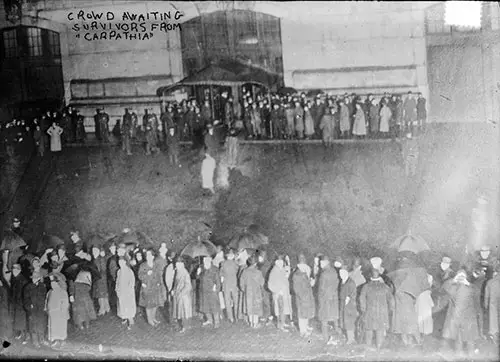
[
  {"x1": 204, "y1": 123, "x2": 218, "y2": 158},
  {"x1": 439, "y1": 256, "x2": 455, "y2": 284},
  {"x1": 93, "y1": 108, "x2": 102, "y2": 141},
  {"x1": 166, "y1": 125, "x2": 180, "y2": 166},
  {"x1": 476, "y1": 245, "x2": 497, "y2": 280},
  {"x1": 12, "y1": 217, "x2": 23, "y2": 237},
  {"x1": 317, "y1": 255, "x2": 340, "y2": 344},
  {"x1": 98, "y1": 107, "x2": 110, "y2": 143},
  {"x1": 121, "y1": 108, "x2": 133, "y2": 155}
]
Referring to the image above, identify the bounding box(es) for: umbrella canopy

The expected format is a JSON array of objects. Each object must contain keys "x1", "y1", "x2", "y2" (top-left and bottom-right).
[
  {"x1": 391, "y1": 234, "x2": 430, "y2": 254},
  {"x1": 86, "y1": 233, "x2": 116, "y2": 249},
  {"x1": 62, "y1": 258, "x2": 100, "y2": 281},
  {"x1": 306, "y1": 89, "x2": 324, "y2": 98},
  {"x1": 0, "y1": 230, "x2": 26, "y2": 251},
  {"x1": 115, "y1": 230, "x2": 154, "y2": 249},
  {"x1": 180, "y1": 239, "x2": 218, "y2": 259},
  {"x1": 277, "y1": 86, "x2": 298, "y2": 96},
  {"x1": 228, "y1": 231, "x2": 269, "y2": 251}
]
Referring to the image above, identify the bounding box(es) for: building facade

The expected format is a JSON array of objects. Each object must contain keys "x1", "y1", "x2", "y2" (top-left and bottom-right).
[{"x1": 0, "y1": 1, "x2": 498, "y2": 130}]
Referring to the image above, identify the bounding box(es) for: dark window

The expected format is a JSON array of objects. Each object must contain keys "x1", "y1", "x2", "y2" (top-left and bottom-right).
[
  {"x1": 47, "y1": 30, "x2": 60, "y2": 56},
  {"x1": 27, "y1": 27, "x2": 42, "y2": 57},
  {"x1": 2, "y1": 28, "x2": 17, "y2": 57},
  {"x1": 275, "y1": 56, "x2": 283, "y2": 74}
]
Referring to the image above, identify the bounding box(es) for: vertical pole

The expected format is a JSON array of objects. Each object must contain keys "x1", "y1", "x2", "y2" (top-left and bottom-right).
[{"x1": 210, "y1": 84, "x2": 214, "y2": 120}]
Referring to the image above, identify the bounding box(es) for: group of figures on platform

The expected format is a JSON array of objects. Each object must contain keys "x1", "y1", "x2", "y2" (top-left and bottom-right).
[{"x1": 1, "y1": 221, "x2": 499, "y2": 357}]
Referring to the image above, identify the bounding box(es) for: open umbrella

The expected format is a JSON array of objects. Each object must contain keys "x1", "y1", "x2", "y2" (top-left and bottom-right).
[
  {"x1": 180, "y1": 239, "x2": 217, "y2": 259},
  {"x1": 306, "y1": 89, "x2": 324, "y2": 98},
  {"x1": 277, "y1": 87, "x2": 297, "y2": 96},
  {"x1": 391, "y1": 234, "x2": 430, "y2": 254},
  {"x1": 1, "y1": 230, "x2": 27, "y2": 251},
  {"x1": 62, "y1": 257, "x2": 100, "y2": 281},
  {"x1": 229, "y1": 229, "x2": 269, "y2": 251},
  {"x1": 116, "y1": 230, "x2": 154, "y2": 249}
]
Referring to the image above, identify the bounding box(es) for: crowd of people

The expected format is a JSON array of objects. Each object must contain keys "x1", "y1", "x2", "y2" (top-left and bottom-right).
[
  {"x1": 1, "y1": 107, "x2": 85, "y2": 159},
  {"x1": 1, "y1": 220, "x2": 499, "y2": 356}
]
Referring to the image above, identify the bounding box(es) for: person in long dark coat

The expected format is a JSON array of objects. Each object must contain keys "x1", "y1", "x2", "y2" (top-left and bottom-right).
[
  {"x1": 220, "y1": 249, "x2": 239, "y2": 323},
  {"x1": 442, "y1": 269, "x2": 481, "y2": 355},
  {"x1": 139, "y1": 248, "x2": 166, "y2": 326},
  {"x1": 292, "y1": 255, "x2": 315, "y2": 337},
  {"x1": 239, "y1": 255, "x2": 264, "y2": 328},
  {"x1": 23, "y1": 272, "x2": 47, "y2": 347},
  {"x1": 69, "y1": 269, "x2": 96, "y2": 330},
  {"x1": 484, "y1": 263, "x2": 500, "y2": 340},
  {"x1": 0, "y1": 277, "x2": 13, "y2": 344},
  {"x1": 11, "y1": 263, "x2": 28, "y2": 342},
  {"x1": 91, "y1": 246, "x2": 110, "y2": 316},
  {"x1": 317, "y1": 255, "x2": 340, "y2": 342},
  {"x1": 199, "y1": 255, "x2": 221, "y2": 328},
  {"x1": 359, "y1": 268, "x2": 395, "y2": 350},
  {"x1": 258, "y1": 250, "x2": 273, "y2": 324},
  {"x1": 339, "y1": 268, "x2": 358, "y2": 344}
]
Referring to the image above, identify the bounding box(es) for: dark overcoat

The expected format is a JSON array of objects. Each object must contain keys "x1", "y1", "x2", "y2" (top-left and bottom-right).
[
  {"x1": 23, "y1": 281, "x2": 47, "y2": 334},
  {"x1": 199, "y1": 266, "x2": 221, "y2": 314},
  {"x1": 138, "y1": 261, "x2": 166, "y2": 308},
  {"x1": 442, "y1": 280, "x2": 480, "y2": 342},
  {"x1": 317, "y1": 266, "x2": 339, "y2": 322},
  {"x1": 291, "y1": 268, "x2": 315, "y2": 319},
  {"x1": 239, "y1": 264, "x2": 264, "y2": 316},
  {"x1": 11, "y1": 274, "x2": 28, "y2": 331},
  {"x1": 340, "y1": 277, "x2": 358, "y2": 331},
  {"x1": 359, "y1": 278, "x2": 394, "y2": 331},
  {"x1": 92, "y1": 257, "x2": 108, "y2": 299}
]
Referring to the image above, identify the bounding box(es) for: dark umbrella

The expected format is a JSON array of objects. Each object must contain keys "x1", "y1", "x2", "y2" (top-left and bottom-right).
[
  {"x1": 277, "y1": 87, "x2": 298, "y2": 96},
  {"x1": 116, "y1": 230, "x2": 154, "y2": 249},
  {"x1": 180, "y1": 239, "x2": 217, "y2": 259},
  {"x1": 228, "y1": 230, "x2": 269, "y2": 251},
  {"x1": 62, "y1": 258, "x2": 100, "y2": 281},
  {"x1": 1, "y1": 230, "x2": 27, "y2": 251},
  {"x1": 306, "y1": 89, "x2": 324, "y2": 98}
]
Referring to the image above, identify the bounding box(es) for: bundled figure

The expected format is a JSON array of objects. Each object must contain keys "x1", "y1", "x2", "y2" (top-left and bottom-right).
[
  {"x1": 45, "y1": 274, "x2": 70, "y2": 347},
  {"x1": 359, "y1": 268, "x2": 395, "y2": 350},
  {"x1": 47, "y1": 122, "x2": 63, "y2": 153},
  {"x1": 199, "y1": 255, "x2": 221, "y2": 328},
  {"x1": 69, "y1": 269, "x2": 97, "y2": 330},
  {"x1": 320, "y1": 107, "x2": 336, "y2": 148},
  {"x1": 11, "y1": 263, "x2": 28, "y2": 342},
  {"x1": 291, "y1": 254, "x2": 315, "y2": 337},
  {"x1": 23, "y1": 267, "x2": 48, "y2": 348},
  {"x1": 268, "y1": 256, "x2": 293, "y2": 332},
  {"x1": 220, "y1": 249, "x2": 239, "y2": 323},
  {"x1": 91, "y1": 246, "x2": 110, "y2": 316},
  {"x1": 239, "y1": 254, "x2": 265, "y2": 328},
  {"x1": 415, "y1": 274, "x2": 434, "y2": 338},
  {"x1": 317, "y1": 255, "x2": 340, "y2": 344},
  {"x1": 339, "y1": 268, "x2": 358, "y2": 345},
  {"x1": 121, "y1": 108, "x2": 134, "y2": 155},
  {"x1": 172, "y1": 257, "x2": 192, "y2": 333},
  {"x1": 116, "y1": 257, "x2": 136, "y2": 329},
  {"x1": 166, "y1": 126, "x2": 180, "y2": 166},
  {"x1": 442, "y1": 269, "x2": 481, "y2": 356},
  {"x1": 139, "y1": 248, "x2": 166, "y2": 327}
]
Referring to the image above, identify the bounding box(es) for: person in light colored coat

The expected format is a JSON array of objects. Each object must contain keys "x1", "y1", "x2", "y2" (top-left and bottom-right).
[
  {"x1": 320, "y1": 108, "x2": 336, "y2": 148},
  {"x1": 268, "y1": 256, "x2": 293, "y2": 332},
  {"x1": 220, "y1": 249, "x2": 239, "y2": 323},
  {"x1": 47, "y1": 122, "x2": 63, "y2": 152},
  {"x1": 352, "y1": 103, "x2": 367, "y2": 138},
  {"x1": 45, "y1": 275, "x2": 70, "y2": 347},
  {"x1": 484, "y1": 263, "x2": 500, "y2": 339},
  {"x1": 116, "y1": 257, "x2": 136, "y2": 328},
  {"x1": 173, "y1": 257, "x2": 192, "y2": 333}
]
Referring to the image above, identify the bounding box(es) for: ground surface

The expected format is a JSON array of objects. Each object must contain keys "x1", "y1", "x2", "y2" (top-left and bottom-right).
[{"x1": 2, "y1": 310, "x2": 498, "y2": 361}]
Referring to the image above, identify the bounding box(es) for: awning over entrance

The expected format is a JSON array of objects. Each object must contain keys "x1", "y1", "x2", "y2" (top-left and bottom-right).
[{"x1": 156, "y1": 59, "x2": 280, "y2": 96}]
